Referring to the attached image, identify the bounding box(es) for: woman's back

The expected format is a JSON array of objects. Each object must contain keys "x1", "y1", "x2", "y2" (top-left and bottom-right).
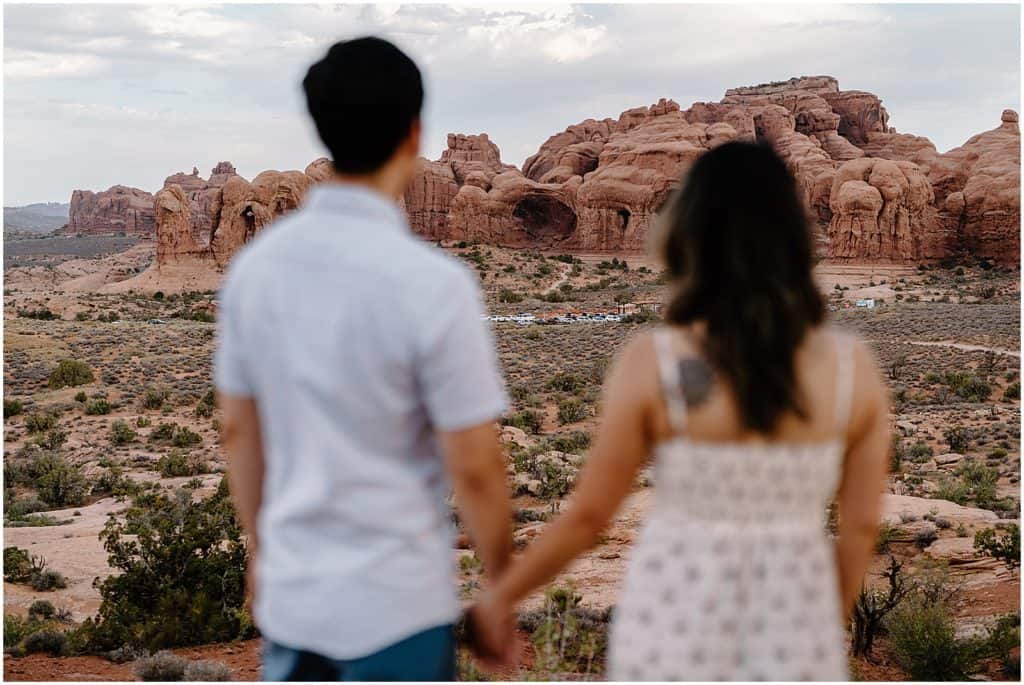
[
  {"x1": 606, "y1": 325, "x2": 856, "y2": 681},
  {"x1": 647, "y1": 324, "x2": 854, "y2": 524},
  {"x1": 648, "y1": 323, "x2": 855, "y2": 447}
]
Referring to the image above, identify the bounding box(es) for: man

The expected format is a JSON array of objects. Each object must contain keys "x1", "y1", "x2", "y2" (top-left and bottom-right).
[{"x1": 215, "y1": 36, "x2": 513, "y2": 681}]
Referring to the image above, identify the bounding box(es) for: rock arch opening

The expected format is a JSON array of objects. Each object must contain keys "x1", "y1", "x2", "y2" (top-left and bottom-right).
[
  {"x1": 242, "y1": 206, "x2": 257, "y2": 243},
  {"x1": 512, "y1": 195, "x2": 577, "y2": 240},
  {"x1": 618, "y1": 208, "x2": 631, "y2": 231}
]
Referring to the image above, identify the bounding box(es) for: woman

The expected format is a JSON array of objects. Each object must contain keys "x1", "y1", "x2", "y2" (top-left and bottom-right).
[{"x1": 474, "y1": 141, "x2": 890, "y2": 681}]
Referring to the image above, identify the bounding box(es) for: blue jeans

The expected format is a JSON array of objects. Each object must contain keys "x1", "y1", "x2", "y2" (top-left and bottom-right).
[{"x1": 262, "y1": 624, "x2": 456, "y2": 681}]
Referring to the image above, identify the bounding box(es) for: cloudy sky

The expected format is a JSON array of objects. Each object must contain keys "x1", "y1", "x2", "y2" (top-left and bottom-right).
[{"x1": 3, "y1": 2, "x2": 1020, "y2": 205}]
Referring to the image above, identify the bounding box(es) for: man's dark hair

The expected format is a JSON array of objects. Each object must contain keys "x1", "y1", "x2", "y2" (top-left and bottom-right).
[{"x1": 303, "y1": 36, "x2": 423, "y2": 174}]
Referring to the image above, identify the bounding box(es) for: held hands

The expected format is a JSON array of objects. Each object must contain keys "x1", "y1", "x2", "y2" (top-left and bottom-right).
[{"x1": 465, "y1": 589, "x2": 519, "y2": 672}]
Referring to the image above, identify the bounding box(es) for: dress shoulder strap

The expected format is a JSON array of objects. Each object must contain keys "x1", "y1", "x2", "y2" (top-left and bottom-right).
[
  {"x1": 833, "y1": 333, "x2": 856, "y2": 436},
  {"x1": 653, "y1": 328, "x2": 689, "y2": 435}
]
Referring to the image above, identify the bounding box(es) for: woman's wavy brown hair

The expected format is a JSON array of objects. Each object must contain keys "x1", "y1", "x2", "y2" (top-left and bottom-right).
[{"x1": 658, "y1": 140, "x2": 825, "y2": 433}]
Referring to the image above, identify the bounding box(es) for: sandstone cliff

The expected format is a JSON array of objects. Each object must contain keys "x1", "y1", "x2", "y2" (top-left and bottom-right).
[
  {"x1": 155, "y1": 161, "x2": 326, "y2": 269},
  {"x1": 63, "y1": 185, "x2": 155, "y2": 235},
  {"x1": 87, "y1": 76, "x2": 1019, "y2": 272},
  {"x1": 400, "y1": 76, "x2": 1017, "y2": 263}
]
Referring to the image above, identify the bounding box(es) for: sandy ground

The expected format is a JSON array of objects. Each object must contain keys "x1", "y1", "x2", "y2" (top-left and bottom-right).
[{"x1": 2, "y1": 243, "x2": 1019, "y2": 681}]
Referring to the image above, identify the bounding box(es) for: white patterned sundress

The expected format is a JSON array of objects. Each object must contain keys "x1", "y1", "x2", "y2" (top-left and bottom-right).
[{"x1": 607, "y1": 328, "x2": 853, "y2": 681}]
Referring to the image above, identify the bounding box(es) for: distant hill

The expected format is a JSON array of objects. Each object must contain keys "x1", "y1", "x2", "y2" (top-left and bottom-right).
[{"x1": 4, "y1": 202, "x2": 70, "y2": 233}]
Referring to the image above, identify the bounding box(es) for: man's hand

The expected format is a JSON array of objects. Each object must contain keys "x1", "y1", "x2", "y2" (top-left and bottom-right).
[{"x1": 466, "y1": 591, "x2": 518, "y2": 671}]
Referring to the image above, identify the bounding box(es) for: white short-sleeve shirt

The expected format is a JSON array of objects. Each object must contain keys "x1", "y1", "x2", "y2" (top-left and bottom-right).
[{"x1": 214, "y1": 183, "x2": 508, "y2": 659}]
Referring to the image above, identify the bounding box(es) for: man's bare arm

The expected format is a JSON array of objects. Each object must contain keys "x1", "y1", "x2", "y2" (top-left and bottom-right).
[
  {"x1": 219, "y1": 393, "x2": 265, "y2": 552},
  {"x1": 439, "y1": 422, "x2": 513, "y2": 579}
]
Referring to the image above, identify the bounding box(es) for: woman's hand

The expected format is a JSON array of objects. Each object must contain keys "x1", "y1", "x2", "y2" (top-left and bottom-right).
[{"x1": 466, "y1": 591, "x2": 519, "y2": 671}]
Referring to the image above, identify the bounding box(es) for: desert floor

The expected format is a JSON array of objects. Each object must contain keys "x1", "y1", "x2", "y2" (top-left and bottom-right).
[{"x1": 2, "y1": 238, "x2": 1020, "y2": 680}]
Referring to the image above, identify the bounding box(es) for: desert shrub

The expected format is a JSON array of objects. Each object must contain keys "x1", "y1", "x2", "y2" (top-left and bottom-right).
[
  {"x1": 187, "y1": 309, "x2": 216, "y2": 323},
  {"x1": 171, "y1": 427, "x2": 202, "y2": 448},
  {"x1": 885, "y1": 598, "x2": 981, "y2": 680},
  {"x1": 150, "y1": 422, "x2": 177, "y2": 441},
  {"x1": 4, "y1": 546, "x2": 36, "y2": 583},
  {"x1": 34, "y1": 454, "x2": 87, "y2": 507},
  {"x1": 184, "y1": 660, "x2": 232, "y2": 681},
  {"x1": 503, "y1": 410, "x2": 543, "y2": 434},
  {"x1": 890, "y1": 435, "x2": 905, "y2": 472},
  {"x1": 530, "y1": 456, "x2": 575, "y2": 500},
  {"x1": 153, "y1": 291, "x2": 165, "y2": 301},
  {"x1": 85, "y1": 399, "x2": 112, "y2": 415},
  {"x1": 498, "y1": 288, "x2": 524, "y2": 303},
  {"x1": 48, "y1": 359, "x2": 94, "y2": 389},
  {"x1": 74, "y1": 391, "x2": 88, "y2": 403},
  {"x1": 520, "y1": 586, "x2": 609, "y2": 677},
  {"x1": 27, "y1": 600, "x2": 56, "y2": 622},
  {"x1": 509, "y1": 384, "x2": 532, "y2": 404},
  {"x1": 136, "y1": 416, "x2": 152, "y2": 428},
  {"x1": 134, "y1": 651, "x2": 188, "y2": 681},
  {"x1": 621, "y1": 309, "x2": 659, "y2": 324},
  {"x1": 22, "y1": 628, "x2": 67, "y2": 656},
  {"x1": 4, "y1": 614, "x2": 34, "y2": 649},
  {"x1": 34, "y1": 427, "x2": 68, "y2": 451},
  {"x1": 5, "y1": 497, "x2": 49, "y2": 522},
  {"x1": 109, "y1": 420, "x2": 137, "y2": 446},
  {"x1": 907, "y1": 441, "x2": 933, "y2": 461},
  {"x1": 974, "y1": 524, "x2": 1020, "y2": 569},
  {"x1": 4, "y1": 399, "x2": 24, "y2": 418},
  {"x1": 588, "y1": 357, "x2": 611, "y2": 384},
  {"x1": 989, "y1": 447, "x2": 1009, "y2": 460},
  {"x1": 934, "y1": 477, "x2": 970, "y2": 505},
  {"x1": 31, "y1": 568, "x2": 68, "y2": 591},
  {"x1": 557, "y1": 399, "x2": 588, "y2": 425},
  {"x1": 92, "y1": 466, "x2": 140, "y2": 499},
  {"x1": 875, "y1": 521, "x2": 899, "y2": 553},
  {"x1": 943, "y1": 426, "x2": 969, "y2": 452},
  {"x1": 86, "y1": 480, "x2": 251, "y2": 652},
  {"x1": 943, "y1": 372, "x2": 992, "y2": 402},
  {"x1": 547, "y1": 431, "x2": 591, "y2": 454},
  {"x1": 157, "y1": 451, "x2": 207, "y2": 478},
  {"x1": 194, "y1": 391, "x2": 215, "y2": 418},
  {"x1": 25, "y1": 413, "x2": 57, "y2": 433},
  {"x1": 1003, "y1": 382, "x2": 1020, "y2": 401},
  {"x1": 17, "y1": 308, "x2": 57, "y2": 320},
  {"x1": 983, "y1": 613, "x2": 1021, "y2": 678},
  {"x1": 955, "y1": 458, "x2": 999, "y2": 507},
  {"x1": 142, "y1": 387, "x2": 170, "y2": 410},
  {"x1": 547, "y1": 372, "x2": 584, "y2": 393},
  {"x1": 851, "y1": 555, "x2": 911, "y2": 658}
]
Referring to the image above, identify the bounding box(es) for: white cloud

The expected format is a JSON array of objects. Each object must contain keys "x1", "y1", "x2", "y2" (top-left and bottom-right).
[{"x1": 4, "y1": 48, "x2": 105, "y2": 80}]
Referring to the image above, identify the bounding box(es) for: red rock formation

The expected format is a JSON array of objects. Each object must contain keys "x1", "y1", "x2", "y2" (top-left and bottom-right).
[
  {"x1": 154, "y1": 185, "x2": 202, "y2": 264},
  {"x1": 154, "y1": 161, "x2": 328, "y2": 269},
  {"x1": 162, "y1": 162, "x2": 241, "y2": 246},
  {"x1": 210, "y1": 170, "x2": 312, "y2": 264},
  {"x1": 133, "y1": 77, "x2": 1022, "y2": 272},
  {"x1": 64, "y1": 185, "x2": 155, "y2": 235},
  {"x1": 928, "y1": 110, "x2": 1021, "y2": 261},
  {"x1": 827, "y1": 158, "x2": 946, "y2": 260},
  {"x1": 820, "y1": 90, "x2": 890, "y2": 146}
]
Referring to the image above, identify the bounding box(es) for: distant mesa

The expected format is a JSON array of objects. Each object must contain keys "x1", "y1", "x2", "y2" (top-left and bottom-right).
[
  {"x1": 66, "y1": 75, "x2": 1020, "y2": 278},
  {"x1": 61, "y1": 185, "x2": 156, "y2": 236}
]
